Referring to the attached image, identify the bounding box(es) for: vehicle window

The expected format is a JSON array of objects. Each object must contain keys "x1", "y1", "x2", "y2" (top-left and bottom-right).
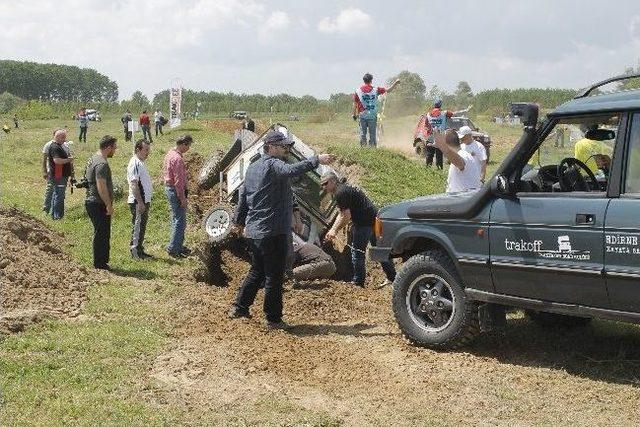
[
  {"x1": 518, "y1": 114, "x2": 619, "y2": 193},
  {"x1": 624, "y1": 113, "x2": 640, "y2": 194}
]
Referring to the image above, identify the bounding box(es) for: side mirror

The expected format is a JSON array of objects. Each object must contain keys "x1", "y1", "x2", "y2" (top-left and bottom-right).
[{"x1": 491, "y1": 174, "x2": 513, "y2": 196}]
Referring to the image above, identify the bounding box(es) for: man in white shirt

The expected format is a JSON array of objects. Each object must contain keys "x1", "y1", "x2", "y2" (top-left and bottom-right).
[
  {"x1": 429, "y1": 129, "x2": 482, "y2": 193},
  {"x1": 154, "y1": 109, "x2": 164, "y2": 137},
  {"x1": 458, "y1": 125, "x2": 487, "y2": 182},
  {"x1": 127, "y1": 139, "x2": 153, "y2": 259}
]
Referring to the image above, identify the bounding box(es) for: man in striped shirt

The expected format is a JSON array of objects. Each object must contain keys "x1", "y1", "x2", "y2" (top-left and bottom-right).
[{"x1": 163, "y1": 134, "x2": 192, "y2": 258}]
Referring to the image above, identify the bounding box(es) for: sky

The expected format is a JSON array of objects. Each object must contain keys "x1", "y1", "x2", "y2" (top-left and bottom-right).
[{"x1": 1, "y1": 0, "x2": 639, "y2": 100}]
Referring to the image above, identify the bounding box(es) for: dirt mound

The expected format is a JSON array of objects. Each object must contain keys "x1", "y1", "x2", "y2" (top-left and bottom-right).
[
  {"x1": 0, "y1": 206, "x2": 90, "y2": 333},
  {"x1": 202, "y1": 119, "x2": 243, "y2": 134}
]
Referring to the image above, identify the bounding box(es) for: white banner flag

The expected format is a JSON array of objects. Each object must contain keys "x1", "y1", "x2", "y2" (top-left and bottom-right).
[{"x1": 169, "y1": 83, "x2": 182, "y2": 128}]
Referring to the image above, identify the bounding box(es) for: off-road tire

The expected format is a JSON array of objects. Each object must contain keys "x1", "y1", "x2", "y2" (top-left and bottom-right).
[
  {"x1": 392, "y1": 250, "x2": 479, "y2": 349},
  {"x1": 198, "y1": 150, "x2": 225, "y2": 189},
  {"x1": 525, "y1": 310, "x2": 592, "y2": 328},
  {"x1": 202, "y1": 204, "x2": 236, "y2": 246}
]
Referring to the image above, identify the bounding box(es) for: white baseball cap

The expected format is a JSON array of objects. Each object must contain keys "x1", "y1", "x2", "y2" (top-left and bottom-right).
[{"x1": 457, "y1": 125, "x2": 473, "y2": 139}]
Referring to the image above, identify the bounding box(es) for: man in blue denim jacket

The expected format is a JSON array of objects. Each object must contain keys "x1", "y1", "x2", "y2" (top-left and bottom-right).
[{"x1": 229, "y1": 130, "x2": 335, "y2": 330}]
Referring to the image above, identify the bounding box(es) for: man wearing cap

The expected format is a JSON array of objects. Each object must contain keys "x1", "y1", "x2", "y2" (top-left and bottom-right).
[
  {"x1": 322, "y1": 171, "x2": 396, "y2": 288},
  {"x1": 229, "y1": 130, "x2": 336, "y2": 330},
  {"x1": 353, "y1": 73, "x2": 399, "y2": 148},
  {"x1": 429, "y1": 129, "x2": 481, "y2": 193},
  {"x1": 423, "y1": 100, "x2": 472, "y2": 168},
  {"x1": 458, "y1": 125, "x2": 487, "y2": 182}
]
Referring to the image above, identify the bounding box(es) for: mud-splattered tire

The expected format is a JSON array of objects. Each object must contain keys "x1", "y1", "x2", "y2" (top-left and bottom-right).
[
  {"x1": 392, "y1": 250, "x2": 479, "y2": 349},
  {"x1": 202, "y1": 204, "x2": 236, "y2": 245},
  {"x1": 198, "y1": 150, "x2": 225, "y2": 189},
  {"x1": 525, "y1": 310, "x2": 592, "y2": 328}
]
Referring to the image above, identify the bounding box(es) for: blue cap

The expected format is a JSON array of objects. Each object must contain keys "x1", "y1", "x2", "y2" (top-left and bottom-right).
[
  {"x1": 434, "y1": 99, "x2": 443, "y2": 108},
  {"x1": 264, "y1": 130, "x2": 294, "y2": 146}
]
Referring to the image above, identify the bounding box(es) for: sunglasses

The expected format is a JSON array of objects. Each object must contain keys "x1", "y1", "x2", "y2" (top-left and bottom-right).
[{"x1": 321, "y1": 181, "x2": 329, "y2": 187}]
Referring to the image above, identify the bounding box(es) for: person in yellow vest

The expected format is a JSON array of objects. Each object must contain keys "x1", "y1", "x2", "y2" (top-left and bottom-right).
[{"x1": 574, "y1": 128, "x2": 612, "y2": 174}]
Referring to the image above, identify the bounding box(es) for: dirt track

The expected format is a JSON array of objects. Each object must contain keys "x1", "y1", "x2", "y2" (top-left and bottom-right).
[
  {"x1": 0, "y1": 207, "x2": 90, "y2": 333},
  {"x1": 145, "y1": 126, "x2": 640, "y2": 425},
  {"x1": 145, "y1": 239, "x2": 640, "y2": 425}
]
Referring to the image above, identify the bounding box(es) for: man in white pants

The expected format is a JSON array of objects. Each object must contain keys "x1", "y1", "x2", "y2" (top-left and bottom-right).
[{"x1": 127, "y1": 139, "x2": 153, "y2": 259}]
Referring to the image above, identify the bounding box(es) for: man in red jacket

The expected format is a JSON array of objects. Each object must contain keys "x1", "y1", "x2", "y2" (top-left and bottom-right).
[{"x1": 139, "y1": 110, "x2": 153, "y2": 143}]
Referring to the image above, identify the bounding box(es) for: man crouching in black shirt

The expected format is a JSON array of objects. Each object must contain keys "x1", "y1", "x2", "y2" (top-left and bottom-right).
[{"x1": 322, "y1": 171, "x2": 396, "y2": 288}]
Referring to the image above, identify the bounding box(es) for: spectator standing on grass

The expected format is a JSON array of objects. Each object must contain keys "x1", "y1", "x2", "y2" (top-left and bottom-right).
[
  {"x1": 423, "y1": 100, "x2": 472, "y2": 169},
  {"x1": 154, "y1": 109, "x2": 164, "y2": 136},
  {"x1": 163, "y1": 134, "x2": 192, "y2": 258},
  {"x1": 85, "y1": 135, "x2": 117, "y2": 270},
  {"x1": 13, "y1": 114, "x2": 19, "y2": 129},
  {"x1": 78, "y1": 108, "x2": 88, "y2": 143},
  {"x1": 322, "y1": 171, "x2": 396, "y2": 289},
  {"x1": 458, "y1": 125, "x2": 487, "y2": 182},
  {"x1": 352, "y1": 73, "x2": 399, "y2": 148},
  {"x1": 42, "y1": 129, "x2": 71, "y2": 214},
  {"x1": 429, "y1": 129, "x2": 481, "y2": 193},
  {"x1": 121, "y1": 110, "x2": 133, "y2": 141},
  {"x1": 127, "y1": 139, "x2": 153, "y2": 259},
  {"x1": 139, "y1": 110, "x2": 153, "y2": 142},
  {"x1": 47, "y1": 129, "x2": 74, "y2": 220},
  {"x1": 228, "y1": 130, "x2": 336, "y2": 329}
]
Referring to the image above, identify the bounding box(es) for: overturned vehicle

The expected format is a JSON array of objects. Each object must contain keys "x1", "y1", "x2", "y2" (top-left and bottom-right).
[{"x1": 198, "y1": 124, "x2": 339, "y2": 247}]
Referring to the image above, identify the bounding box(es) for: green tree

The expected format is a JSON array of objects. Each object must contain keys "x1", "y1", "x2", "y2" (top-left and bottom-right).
[
  {"x1": 385, "y1": 70, "x2": 426, "y2": 116},
  {"x1": 619, "y1": 63, "x2": 640, "y2": 90}
]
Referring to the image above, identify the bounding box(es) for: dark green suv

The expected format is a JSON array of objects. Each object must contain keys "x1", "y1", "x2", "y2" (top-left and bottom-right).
[{"x1": 370, "y1": 74, "x2": 640, "y2": 349}]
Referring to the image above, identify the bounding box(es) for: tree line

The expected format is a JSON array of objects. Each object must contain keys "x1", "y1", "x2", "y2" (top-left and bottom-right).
[{"x1": 0, "y1": 60, "x2": 118, "y2": 103}]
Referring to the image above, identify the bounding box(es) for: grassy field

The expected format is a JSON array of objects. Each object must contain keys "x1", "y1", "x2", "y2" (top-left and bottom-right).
[
  {"x1": 6, "y1": 113, "x2": 637, "y2": 426},
  {"x1": 0, "y1": 113, "x2": 461, "y2": 424}
]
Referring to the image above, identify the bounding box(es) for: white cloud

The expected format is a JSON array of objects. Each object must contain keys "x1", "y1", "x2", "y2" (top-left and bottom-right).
[{"x1": 318, "y1": 8, "x2": 372, "y2": 35}]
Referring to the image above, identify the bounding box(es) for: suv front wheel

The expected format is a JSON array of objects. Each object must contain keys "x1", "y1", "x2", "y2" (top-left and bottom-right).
[{"x1": 392, "y1": 250, "x2": 479, "y2": 349}]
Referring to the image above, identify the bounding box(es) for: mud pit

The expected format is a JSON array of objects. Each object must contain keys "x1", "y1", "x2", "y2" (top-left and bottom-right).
[
  {"x1": 0, "y1": 207, "x2": 90, "y2": 333},
  {"x1": 151, "y1": 125, "x2": 640, "y2": 425}
]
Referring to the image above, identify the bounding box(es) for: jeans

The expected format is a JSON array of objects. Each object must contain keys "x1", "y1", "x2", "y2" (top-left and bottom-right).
[
  {"x1": 86, "y1": 201, "x2": 111, "y2": 268},
  {"x1": 359, "y1": 116, "x2": 377, "y2": 147},
  {"x1": 123, "y1": 126, "x2": 132, "y2": 142},
  {"x1": 79, "y1": 126, "x2": 87, "y2": 143},
  {"x1": 129, "y1": 201, "x2": 150, "y2": 254},
  {"x1": 155, "y1": 122, "x2": 163, "y2": 136},
  {"x1": 43, "y1": 176, "x2": 54, "y2": 213},
  {"x1": 234, "y1": 234, "x2": 288, "y2": 322},
  {"x1": 142, "y1": 125, "x2": 153, "y2": 142},
  {"x1": 165, "y1": 186, "x2": 186, "y2": 254},
  {"x1": 51, "y1": 176, "x2": 68, "y2": 220},
  {"x1": 351, "y1": 225, "x2": 396, "y2": 286},
  {"x1": 425, "y1": 145, "x2": 443, "y2": 169}
]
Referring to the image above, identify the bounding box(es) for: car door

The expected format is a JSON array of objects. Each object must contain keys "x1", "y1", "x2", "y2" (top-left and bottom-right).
[
  {"x1": 489, "y1": 195, "x2": 608, "y2": 306},
  {"x1": 488, "y1": 116, "x2": 621, "y2": 307},
  {"x1": 605, "y1": 112, "x2": 640, "y2": 312}
]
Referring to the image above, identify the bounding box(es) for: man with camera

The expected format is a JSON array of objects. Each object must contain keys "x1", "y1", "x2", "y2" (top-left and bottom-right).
[
  {"x1": 84, "y1": 135, "x2": 118, "y2": 270},
  {"x1": 47, "y1": 129, "x2": 74, "y2": 220},
  {"x1": 127, "y1": 139, "x2": 153, "y2": 259}
]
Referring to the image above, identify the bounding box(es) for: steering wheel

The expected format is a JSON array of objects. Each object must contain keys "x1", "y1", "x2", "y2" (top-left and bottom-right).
[{"x1": 557, "y1": 157, "x2": 598, "y2": 192}]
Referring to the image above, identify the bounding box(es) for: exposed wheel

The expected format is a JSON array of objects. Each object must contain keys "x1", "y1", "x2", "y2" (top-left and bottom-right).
[
  {"x1": 392, "y1": 250, "x2": 479, "y2": 349},
  {"x1": 198, "y1": 150, "x2": 225, "y2": 189},
  {"x1": 525, "y1": 310, "x2": 592, "y2": 328},
  {"x1": 202, "y1": 204, "x2": 236, "y2": 244}
]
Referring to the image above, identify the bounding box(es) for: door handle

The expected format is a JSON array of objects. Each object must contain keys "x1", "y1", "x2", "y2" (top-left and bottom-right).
[{"x1": 576, "y1": 213, "x2": 595, "y2": 224}]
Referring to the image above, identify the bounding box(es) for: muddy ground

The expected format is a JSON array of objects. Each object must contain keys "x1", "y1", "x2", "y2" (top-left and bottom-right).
[
  {"x1": 0, "y1": 206, "x2": 91, "y2": 333},
  {"x1": 144, "y1": 142, "x2": 640, "y2": 425}
]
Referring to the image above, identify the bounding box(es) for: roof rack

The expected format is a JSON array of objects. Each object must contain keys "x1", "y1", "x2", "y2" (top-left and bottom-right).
[{"x1": 575, "y1": 73, "x2": 640, "y2": 99}]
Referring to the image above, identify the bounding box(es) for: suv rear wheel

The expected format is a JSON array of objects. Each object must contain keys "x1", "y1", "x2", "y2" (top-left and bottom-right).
[{"x1": 392, "y1": 250, "x2": 479, "y2": 349}]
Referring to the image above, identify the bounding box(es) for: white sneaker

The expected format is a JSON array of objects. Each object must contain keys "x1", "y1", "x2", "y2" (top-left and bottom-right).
[{"x1": 375, "y1": 279, "x2": 391, "y2": 289}]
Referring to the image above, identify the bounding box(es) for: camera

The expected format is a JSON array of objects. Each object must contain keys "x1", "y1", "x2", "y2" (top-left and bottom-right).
[{"x1": 74, "y1": 177, "x2": 90, "y2": 189}]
